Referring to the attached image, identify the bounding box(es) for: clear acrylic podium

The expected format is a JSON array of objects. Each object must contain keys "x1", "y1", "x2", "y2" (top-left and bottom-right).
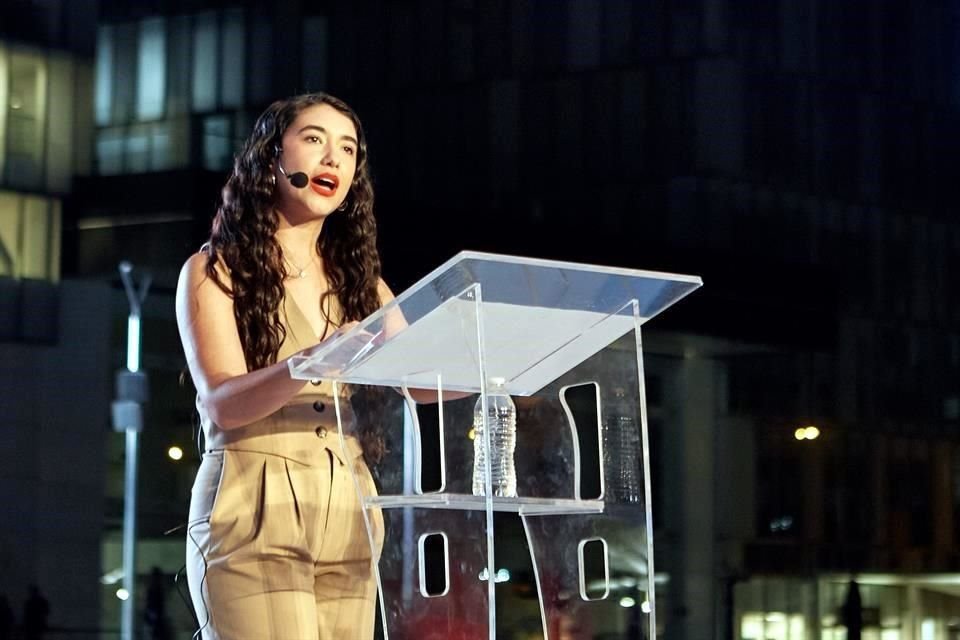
[{"x1": 289, "y1": 252, "x2": 701, "y2": 639}]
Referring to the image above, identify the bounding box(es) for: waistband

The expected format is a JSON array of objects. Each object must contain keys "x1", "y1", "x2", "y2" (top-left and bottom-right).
[{"x1": 200, "y1": 398, "x2": 362, "y2": 466}]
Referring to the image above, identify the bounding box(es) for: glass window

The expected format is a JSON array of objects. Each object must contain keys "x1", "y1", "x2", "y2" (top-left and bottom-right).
[
  {"x1": 165, "y1": 116, "x2": 191, "y2": 169},
  {"x1": 203, "y1": 115, "x2": 232, "y2": 171},
  {"x1": 7, "y1": 51, "x2": 47, "y2": 189},
  {"x1": 95, "y1": 25, "x2": 114, "y2": 126},
  {"x1": 192, "y1": 12, "x2": 219, "y2": 112},
  {"x1": 48, "y1": 199, "x2": 61, "y2": 280},
  {"x1": 740, "y1": 612, "x2": 807, "y2": 640},
  {"x1": 72, "y1": 62, "x2": 94, "y2": 177},
  {"x1": 737, "y1": 577, "x2": 816, "y2": 640},
  {"x1": 220, "y1": 9, "x2": 245, "y2": 108},
  {"x1": 166, "y1": 15, "x2": 192, "y2": 116},
  {"x1": 96, "y1": 120, "x2": 192, "y2": 175},
  {"x1": 113, "y1": 22, "x2": 138, "y2": 124},
  {"x1": 45, "y1": 55, "x2": 74, "y2": 193},
  {"x1": 136, "y1": 17, "x2": 166, "y2": 121},
  {"x1": 149, "y1": 121, "x2": 172, "y2": 171},
  {"x1": 0, "y1": 191, "x2": 18, "y2": 276},
  {"x1": 232, "y1": 111, "x2": 252, "y2": 152},
  {"x1": 22, "y1": 196, "x2": 53, "y2": 279},
  {"x1": 0, "y1": 191, "x2": 60, "y2": 281},
  {"x1": 96, "y1": 127, "x2": 125, "y2": 175},
  {"x1": 0, "y1": 45, "x2": 8, "y2": 181},
  {"x1": 124, "y1": 124, "x2": 150, "y2": 173}
]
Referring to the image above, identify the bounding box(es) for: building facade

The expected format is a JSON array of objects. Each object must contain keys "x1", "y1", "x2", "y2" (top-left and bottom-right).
[{"x1": 0, "y1": 0, "x2": 111, "y2": 635}]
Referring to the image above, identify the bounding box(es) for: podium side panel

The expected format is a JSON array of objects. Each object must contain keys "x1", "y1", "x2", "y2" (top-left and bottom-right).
[
  {"x1": 376, "y1": 508, "x2": 492, "y2": 639},
  {"x1": 521, "y1": 329, "x2": 656, "y2": 639}
]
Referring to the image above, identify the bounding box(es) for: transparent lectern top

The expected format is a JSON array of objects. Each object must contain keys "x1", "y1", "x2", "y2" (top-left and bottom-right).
[{"x1": 289, "y1": 251, "x2": 702, "y2": 393}]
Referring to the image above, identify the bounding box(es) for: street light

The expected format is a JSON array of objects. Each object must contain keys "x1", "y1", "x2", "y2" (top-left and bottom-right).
[
  {"x1": 111, "y1": 261, "x2": 151, "y2": 640},
  {"x1": 794, "y1": 425, "x2": 821, "y2": 441}
]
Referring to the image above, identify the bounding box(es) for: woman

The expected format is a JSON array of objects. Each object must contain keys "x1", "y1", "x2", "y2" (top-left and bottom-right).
[{"x1": 177, "y1": 93, "x2": 390, "y2": 639}]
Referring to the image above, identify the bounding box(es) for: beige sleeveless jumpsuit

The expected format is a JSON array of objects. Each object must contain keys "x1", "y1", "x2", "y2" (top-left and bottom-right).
[{"x1": 186, "y1": 294, "x2": 384, "y2": 640}]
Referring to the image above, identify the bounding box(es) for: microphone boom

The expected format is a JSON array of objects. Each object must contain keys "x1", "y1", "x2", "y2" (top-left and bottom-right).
[{"x1": 278, "y1": 162, "x2": 309, "y2": 189}]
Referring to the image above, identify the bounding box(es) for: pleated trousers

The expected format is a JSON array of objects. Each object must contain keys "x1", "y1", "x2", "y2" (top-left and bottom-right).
[{"x1": 186, "y1": 445, "x2": 383, "y2": 640}]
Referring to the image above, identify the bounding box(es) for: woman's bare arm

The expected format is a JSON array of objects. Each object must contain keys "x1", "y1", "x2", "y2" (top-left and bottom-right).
[{"x1": 176, "y1": 253, "x2": 338, "y2": 429}]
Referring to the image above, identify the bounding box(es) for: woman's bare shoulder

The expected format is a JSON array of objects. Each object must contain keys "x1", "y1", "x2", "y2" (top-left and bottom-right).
[{"x1": 180, "y1": 246, "x2": 230, "y2": 292}]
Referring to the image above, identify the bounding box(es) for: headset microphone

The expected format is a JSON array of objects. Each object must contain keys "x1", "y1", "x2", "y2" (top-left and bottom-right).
[{"x1": 278, "y1": 163, "x2": 309, "y2": 189}]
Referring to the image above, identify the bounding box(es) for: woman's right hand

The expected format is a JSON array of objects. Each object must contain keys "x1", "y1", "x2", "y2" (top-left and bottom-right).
[{"x1": 296, "y1": 320, "x2": 383, "y2": 375}]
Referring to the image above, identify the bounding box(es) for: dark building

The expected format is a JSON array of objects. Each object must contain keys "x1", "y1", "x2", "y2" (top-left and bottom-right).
[
  {"x1": 2, "y1": 0, "x2": 957, "y2": 638},
  {"x1": 0, "y1": 0, "x2": 112, "y2": 635}
]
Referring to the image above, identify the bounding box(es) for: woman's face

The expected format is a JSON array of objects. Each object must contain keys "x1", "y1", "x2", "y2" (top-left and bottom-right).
[{"x1": 274, "y1": 103, "x2": 359, "y2": 222}]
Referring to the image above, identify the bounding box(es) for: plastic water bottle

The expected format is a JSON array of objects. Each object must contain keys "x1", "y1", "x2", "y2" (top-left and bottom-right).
[
  {"x1": 603, "y1": 387, "x2": 641, "y2": 503},
  {"x1": 472, "y1": 377, "x2": 517, "y2": 497}
]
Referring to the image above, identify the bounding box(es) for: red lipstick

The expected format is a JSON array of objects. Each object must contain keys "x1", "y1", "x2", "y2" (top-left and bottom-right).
[{"x1": 310, "y1": 172, "x2": 339, "y2": 197}]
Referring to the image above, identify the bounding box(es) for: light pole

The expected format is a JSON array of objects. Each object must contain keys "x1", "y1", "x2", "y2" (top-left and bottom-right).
[{"x1": 111, "y1": 261, "x2": 151, "y2": 640}]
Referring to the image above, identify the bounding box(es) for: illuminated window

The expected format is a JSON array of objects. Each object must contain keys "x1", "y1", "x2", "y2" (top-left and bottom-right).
[
  {"x1": 150, "y1": 121, "x2": 172, "y2": 170},
  {"x1": 0, "y1": 46, "x2": 8, "y2": 180},
  {"x1": 741, "y1": 612, "x2": 811, "y2": 639},
  {"x1": 45, "y1": 55, "x2": 76, "y2": 193},
  {"x1": 7, "y1": 51, "x2": 47, "y2": 189},
  {"x1": 124, "y1": 124, "x2": 150, "y2": 173},
  {"x1": 0, "y1": 192, "x2": 16, "y2": 275},
  {"x1": 94, "y1": 9, "x2": 251, "y2": 174},
  {"x1": 0, "y1": 190, "x2": 61, "y2": 281},
  {"x1": 0, "y1": 46, "x2": 77, "y2": 193},
  {"x1": 21, "y1": 196, "x2": 59, "y2": 279},
  {"x1": 95, "y1": 26, "x2": 114, "y2": 126},
  {"x1": 112, "y1": 22, "x2": 136, "y2": 124},
  {"x1": 203, "y1": 115, "x2": 232, "y2": 171},
  {"x1": 160, "y1": 117, "x2": 190, "y2": 169},
  {"x1": 136, "y1": 17, "x2": 166, "y2": 121},
  {"x1": 95, "y1": 119, "x2": 190, "y2": 174},
  {"x1": 96, "y1": 127, "x2": 124, "y2": 175}
]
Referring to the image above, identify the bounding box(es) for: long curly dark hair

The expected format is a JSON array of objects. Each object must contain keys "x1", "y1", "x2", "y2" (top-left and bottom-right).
[{"x1": 205, "y1": 93, "x2": 386, "y2": 462}]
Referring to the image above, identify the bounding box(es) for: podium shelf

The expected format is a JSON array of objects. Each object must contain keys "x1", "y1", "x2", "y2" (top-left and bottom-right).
[{"x1": 364, "y1": 493, "x2": 605, "y2": 516}]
